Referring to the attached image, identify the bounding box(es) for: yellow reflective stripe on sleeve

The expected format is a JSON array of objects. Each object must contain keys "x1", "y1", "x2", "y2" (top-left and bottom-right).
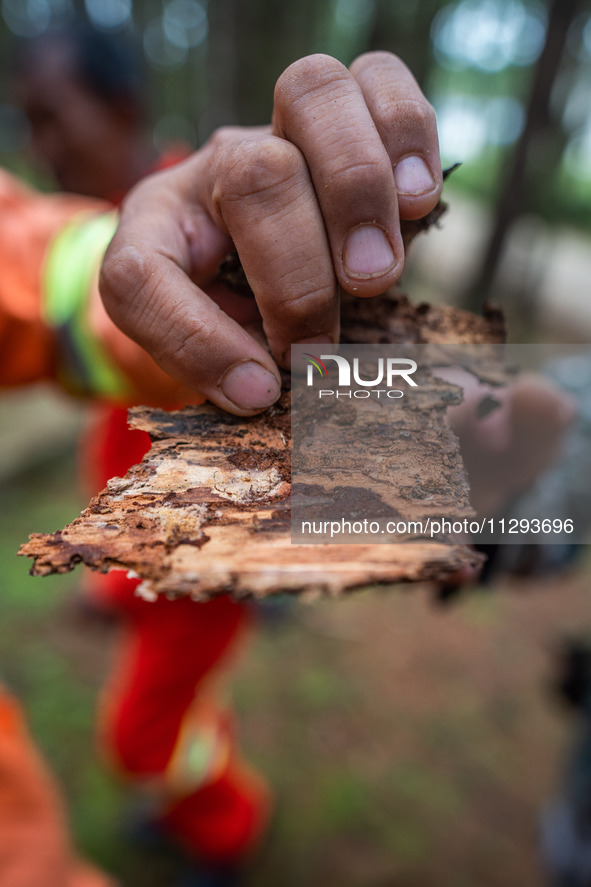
[{"x1": 43, "y1": 212, "x2": 131, "y2": 399}]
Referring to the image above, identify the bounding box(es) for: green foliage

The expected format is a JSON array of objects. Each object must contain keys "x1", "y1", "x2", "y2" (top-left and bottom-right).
[{"x1": 1, "y1": 0, "x2": 590, "y2": 230}]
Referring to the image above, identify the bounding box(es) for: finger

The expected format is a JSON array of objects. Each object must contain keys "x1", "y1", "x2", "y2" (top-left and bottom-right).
[
  {"x1": 203, "y1": 131, "x2": 340, "y2": 367},
  {"x1": 100, "y1": 178, "x2": 281, "y2": 415},
  {"x1": 350, "y1": 52, "x2": 442, "y2": 221},
  {"x1": 273, "y1": 54, "x2": 403, "y2": 297}
]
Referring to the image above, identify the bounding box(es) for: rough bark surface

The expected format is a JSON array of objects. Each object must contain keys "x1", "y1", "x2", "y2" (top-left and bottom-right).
[
  {"x1": 20, "y1": 298, "x2": 504, "y2": 600},
  {"x1": 20, "y1": 391, "x2": 486, "y2": 600},
  {"x1": 20, "y1": 198, "x2": 507, "y2": 600}
]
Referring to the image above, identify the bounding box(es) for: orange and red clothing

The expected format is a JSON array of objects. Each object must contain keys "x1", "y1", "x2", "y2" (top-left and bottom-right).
[
  {"x1": 80, "y1": 144, "x2": 194, "y2": 501},
  {"x1": 0, "y1": 168, "x2": 270, "y2": 865},
  {"x1": 0, "y1": 686, "x2": 117, "y2": 887}
]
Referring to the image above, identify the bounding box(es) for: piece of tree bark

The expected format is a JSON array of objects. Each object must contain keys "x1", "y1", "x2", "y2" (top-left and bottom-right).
[
  {"x1": 20, "y1": 193, "x2": 508, "y2": 599},
  {"x1": 20, "y1": 292, "x2": 504, "y2": 601}
]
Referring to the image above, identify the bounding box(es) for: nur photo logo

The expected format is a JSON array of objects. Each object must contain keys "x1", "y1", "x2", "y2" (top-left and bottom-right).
[{"x1": 303, "y1": 352, "x2": 418, "y2": 399}]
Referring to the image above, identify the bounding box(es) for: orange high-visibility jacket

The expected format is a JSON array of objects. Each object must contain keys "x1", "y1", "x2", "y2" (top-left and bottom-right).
[{"x1": 0, "y1": 168, "x2": 194, "y2": 405}]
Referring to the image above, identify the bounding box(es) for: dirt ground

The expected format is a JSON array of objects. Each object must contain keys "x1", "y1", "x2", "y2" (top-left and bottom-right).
[
  {"x1": 235, "y1": 571, "x2": 591, "y2": 887},
  {"x1": 3, "y1": 455, "x2": 591, "y2": 887}
]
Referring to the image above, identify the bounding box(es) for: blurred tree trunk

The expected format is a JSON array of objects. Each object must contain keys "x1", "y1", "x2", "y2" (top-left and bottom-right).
[
  {"x1": 203, "y1": 0, "x2": 237, "y2": 135},
  {"x1": 462, "y1": 0, "x2": 582, "y2": 312},
  {"x1": 234, "y1": 0, "x2": 288, "y2": 124},
  {"x1": 368, "y1": 0, "x2": 446, "y2": 89},
  {"x1": 233, "y1": 0, "x2": 334, "y2": 124}
]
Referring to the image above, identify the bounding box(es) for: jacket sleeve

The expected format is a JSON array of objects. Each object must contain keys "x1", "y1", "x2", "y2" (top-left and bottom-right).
[
  {"x1": 0, "y1": 169, "x2": 198, "y2": 407},
  {"x1": 0, "y1": 169, "x2": 106, "y2": 388}
]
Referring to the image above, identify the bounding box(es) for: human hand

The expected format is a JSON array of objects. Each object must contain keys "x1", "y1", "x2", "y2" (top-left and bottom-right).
[
  {"x1": 442, "y1": 369, "x2": 576, "y2": 517},
  {"x1": 100, "y1": 52, "x2": 442, "y2": 414}
]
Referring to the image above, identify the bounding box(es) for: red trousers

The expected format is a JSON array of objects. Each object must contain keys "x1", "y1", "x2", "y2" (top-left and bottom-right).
[{"x1": 82, "y1": 407, "x2": 270, "y2": 863}]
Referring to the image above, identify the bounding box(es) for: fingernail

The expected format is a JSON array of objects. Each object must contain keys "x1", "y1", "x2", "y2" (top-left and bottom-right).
[
  {"x1": 394, "y1": 155, "x2": 435, "y2": 195},
  {"x1": 219, "y1": 360, "x2": 281, "y2": 410},
  {"x1": 343, "y1": 225, "x2": 396, "y2": 279}
]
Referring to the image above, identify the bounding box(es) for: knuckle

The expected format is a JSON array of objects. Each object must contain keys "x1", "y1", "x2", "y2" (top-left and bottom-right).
[
  {"x1": 213, "y1": 136, "x2": 303, "y2": 207},
  {"x1": 205, "y1": 125, "x2": 243, "y2": 153},
  {"x1": 100, "y1": 244, "x2": 145, "y2": 312},
  {"x1": 351, "y1": 49, "x2": 400, "y2": 69},
  {"x1": 389, "y1": 98, "x2": 437, "y2": 135},
  {"x1": 275, "y1": 53, "x2": 350, "y2": 109},
  {"x1": 278, "y1": 281, "x2": 337, "y2": 325},
  {"x1": 350, "y1": 50, "x2": 409, "y2": 82},
  {"x1": 99, "y1": 244, "x2": 159, "y2": 330},
  {"x1": 144, "y1": 301, "x2": 217, "y2": 376},
  {"x1": 323, "y1": 151, "x2": 391, "y2": 192},
  {"x1": 123, "y1": 266, "x2": 195, "y2": 365},
  {"x1": 172, "y1": 318, "x2": 215, "y2": 364}
]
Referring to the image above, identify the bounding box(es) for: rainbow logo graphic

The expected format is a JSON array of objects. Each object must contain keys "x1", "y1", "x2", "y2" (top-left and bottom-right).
[{"x1": 303, "y1": 353, "x2": 328, "y2": 377}]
